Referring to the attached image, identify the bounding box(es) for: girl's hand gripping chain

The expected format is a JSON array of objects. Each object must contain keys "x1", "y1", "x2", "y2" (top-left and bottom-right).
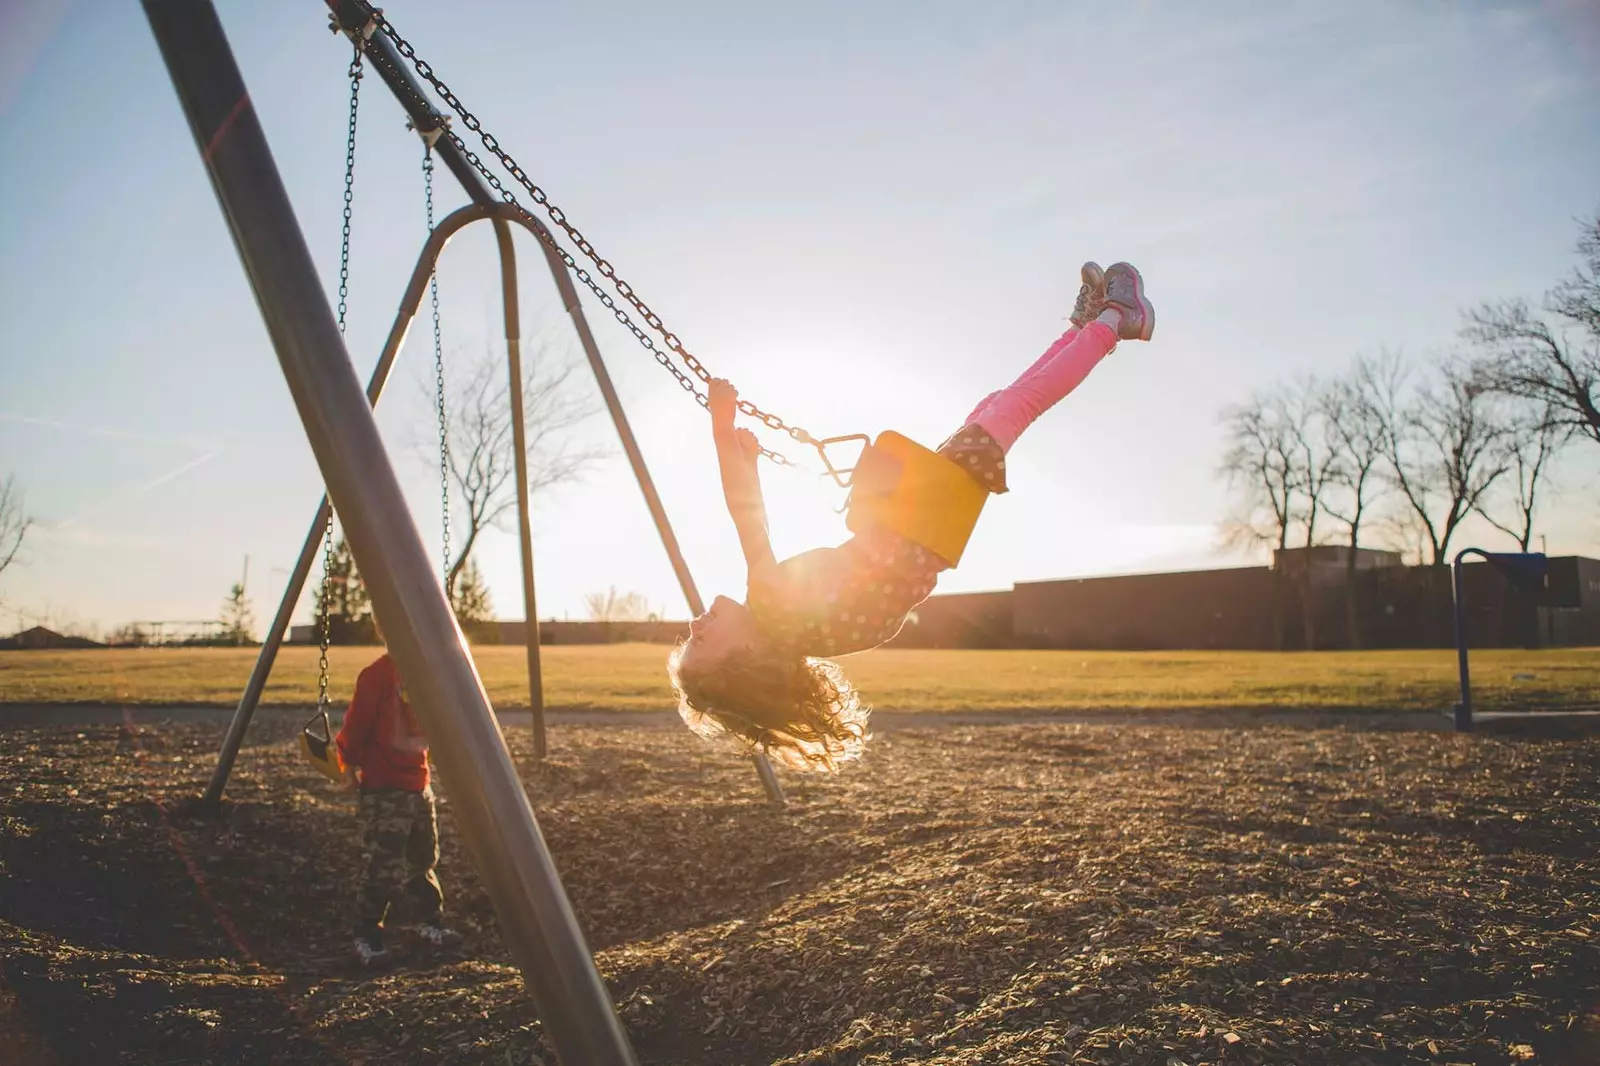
[{"x1": 708, "y1": 377, "x2": 739, "y2": 432}]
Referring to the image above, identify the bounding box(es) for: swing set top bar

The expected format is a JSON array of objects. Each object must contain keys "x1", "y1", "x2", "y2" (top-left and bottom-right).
[
  {"x1": 141, "y1": 1, "x2": 638, "y2": 1060},
  {"x1": 326, "y1": 0, "x2": 499, "y2": 209},
  {"x1": 331, "y1": 0, "x2": 855, "y2": 481}
]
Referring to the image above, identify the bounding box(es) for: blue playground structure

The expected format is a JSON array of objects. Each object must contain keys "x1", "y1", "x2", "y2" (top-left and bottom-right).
[{"x1": 1451, "y1": 548, "x2": 1549, "y2": 732}]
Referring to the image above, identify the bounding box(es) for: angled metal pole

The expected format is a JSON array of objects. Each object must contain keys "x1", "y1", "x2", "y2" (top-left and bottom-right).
[
  {"x1": 203, "y1": 197, "x2": 781, "y2": 802},
  {"x1": 520, "y1": 222, "x2": 786, "y2": 803},
  {"x1": 203, "y1": 204, "x2": 494, "y2": 806},
  {"x1": 491, "y1": 223, "x2": 548, "y2": 759},
  {"x1": 328, "y1": 0, "x2": 783, "y2": 802},
  {"x1": 330, "y1": 0, "x2": 547, "y2": 743},
  {"x1": 204, "y1": 495, "x2": 328, "y2": 804},
  {"x1": 1452, "y1": 548, "x2": 1485, "y2": 733},
  {"x1": 143, "y1": 5, "x2": 637, "y2": 1060}
]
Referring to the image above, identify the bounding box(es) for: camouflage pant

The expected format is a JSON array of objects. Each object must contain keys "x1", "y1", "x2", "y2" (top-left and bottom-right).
[{"x1": 356, "y1": 788, "x2": 444, "y2": 931}]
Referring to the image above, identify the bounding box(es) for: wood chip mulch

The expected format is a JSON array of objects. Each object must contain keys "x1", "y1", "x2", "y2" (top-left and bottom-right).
[{"x1": 0, "y1": 714, "x2": 1596, "y2": 1065}]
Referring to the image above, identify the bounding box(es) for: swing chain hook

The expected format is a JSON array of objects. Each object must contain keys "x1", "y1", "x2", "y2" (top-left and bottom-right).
[
  {"x1": 407, "y1": 112, "x2": 450, "y2": 150},
  {"x1": 367, "y1": 10, "x2": 835, "y2": 472},
  {"x1": 812, "y1": 434, "x2": 873, "y2": 489},
  {"x1": 327, "y1": 8, "x2": 378, "y2": 47}
]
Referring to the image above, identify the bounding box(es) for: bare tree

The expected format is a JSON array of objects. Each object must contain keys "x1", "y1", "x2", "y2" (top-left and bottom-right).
[
  {"x1": 1368, "y1": 353, "x2": 1509, "y2": 564},
  {"x1": 584, "y1": 587, "x2": 656, "y2": 622},
  {"x1": 1280, "y1": 376, "x2": 1340, "y2": 550},
  {"x1": 1219, "y1": 382, "x2": 1336, "y2": 648},
  {"x1": 1218, "y1": 387, "x2": 1302, "y2": 554},
  {"x1": 1476, "y1": 403, "x2": 1571, "y2": 551},
  {"x1": 1467, "y1": 210, "x2": 1600, "y2": 447},
  {"x1": 0, "y1": 475, "x2": 31, "y2": 579},
  {"x1": 425, "y1": 342, "x2": 606, "y2": 600},
  {"x1": 109, "y1": 623, "x2": 152, "y2": 647},
  {"x1": 1283, "y1": 377, "x2": 1340, "y2": 648},
  {"x1": 1321, "y1": 361, "x2": 1390, "y2": 555},
  {"x1": 1319, "y1": 361, "x2": 1392, "y2": 646}
]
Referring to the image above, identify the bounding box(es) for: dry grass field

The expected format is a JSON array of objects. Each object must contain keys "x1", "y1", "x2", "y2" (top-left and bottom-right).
[{"x1": 1, "y1": 644, "x2": 1597, "y2": 714}]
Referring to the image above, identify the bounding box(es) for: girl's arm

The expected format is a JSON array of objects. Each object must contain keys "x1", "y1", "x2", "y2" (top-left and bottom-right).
[{"x1": 709, "y1": 379, "x2": 777, "y2": 575}]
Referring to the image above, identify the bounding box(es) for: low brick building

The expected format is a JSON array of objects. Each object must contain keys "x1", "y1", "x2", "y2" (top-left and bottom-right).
[
  {"x1": 0, "y1": 626, "x2": 104, "y2": 650},
  {"x1": 280, "y1": 552, "x2": 1599, "y2": 652}
]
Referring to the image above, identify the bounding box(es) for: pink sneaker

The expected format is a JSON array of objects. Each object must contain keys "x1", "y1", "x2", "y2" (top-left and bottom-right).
[
  {"x1": 1104, "y1": 262, "x2": 1155, "y2": 341},
  {"x1": 1068, "y1": 261, "x2": 1107, "y2": 328}
]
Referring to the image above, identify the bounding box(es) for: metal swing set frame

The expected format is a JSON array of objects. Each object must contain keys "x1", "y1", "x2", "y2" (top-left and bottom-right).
[
  {"x1": 193, "y1": 0, "x2": 783, "y2": 808},
  {"x1": 145, "y1": 2, "x2": 992, "y2": 1056},
  {"x1": 141, "y1": 0, "x2": 786, "y2": 1060}
]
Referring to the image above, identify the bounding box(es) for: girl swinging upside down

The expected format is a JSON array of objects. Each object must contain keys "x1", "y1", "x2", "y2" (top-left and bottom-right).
[{"x1": 668, "y1": 261, "x2": 1155, "y2": 772}]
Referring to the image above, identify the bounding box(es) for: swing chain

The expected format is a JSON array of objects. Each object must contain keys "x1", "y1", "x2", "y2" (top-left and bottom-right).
[
  {"x1": 317, "y1": 518, "x2": 334, "y2": 713},
  {"x1": 319, "y1": 42, "x2": 364, "y2": 713},
  {"x1": 336, "y1": 46, "x2": 364, "y2": 335},
  {"x1": 424, "y1": 147, "x2": 453, "y2": 591},
  {"x1": 368, "y1": 12, "x2": 825, "y2": 471}
]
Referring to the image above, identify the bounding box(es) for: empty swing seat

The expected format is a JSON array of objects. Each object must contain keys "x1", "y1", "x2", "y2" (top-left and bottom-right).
[
  {"x1": 845, "y1": 431, "x2": 989, "y2": 567},
  {"x1": 300, "y1": 709, "x2": 346, "y2": 782}
]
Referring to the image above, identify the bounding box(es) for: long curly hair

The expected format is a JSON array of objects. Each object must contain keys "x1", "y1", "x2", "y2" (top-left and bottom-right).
[{"x1": 667, "y1": 642, "x2": 871, "y2": 772}]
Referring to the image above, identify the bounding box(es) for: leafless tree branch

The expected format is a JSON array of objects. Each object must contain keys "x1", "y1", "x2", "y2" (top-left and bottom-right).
[
  {"x1": 1217, "y1": 387, "x2": 1303, "y2": 554},
  {"x1": 1361, "y1": 352, "x2": 1509, "y2": 564},
  {"x1": 1475, "y1": 403, "x2": 1571, "y2": 551},
  {"x1": 1318, "y1": 360, "x2": 1390, "y2": 554},
  {"x1": 1283, "y1": 375, "x2": 1339, "y2": 549},
  {"x1": 0, "y1": 475, "x2": 32, "y2": 579},
  {"x1": 420, "y1": 340, "x2": 609, "y2": 598},
  {"x1": 1466, "y1": 210, "x2": 1600, "y2": 447},
  {"x1": 583, "y1": 586, "x2": 656, "y2": 622}
]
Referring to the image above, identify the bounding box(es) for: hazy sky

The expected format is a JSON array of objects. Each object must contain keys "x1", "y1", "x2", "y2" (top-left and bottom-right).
[{"x1": 2, "y1": 0, "x2": 1598, "y2": 635}]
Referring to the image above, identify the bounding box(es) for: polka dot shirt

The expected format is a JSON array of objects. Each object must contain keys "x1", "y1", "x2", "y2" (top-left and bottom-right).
[
  {"x1": 748, "y1": 527, "x2": 946, "y2": 656},
  {"x1": 746, "y1": 422, "x2": 1007, "y2": 656}
]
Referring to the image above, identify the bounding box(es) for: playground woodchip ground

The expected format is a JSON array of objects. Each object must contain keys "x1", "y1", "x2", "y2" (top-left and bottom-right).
[{"x1": 1, "y1": 645, "x2": 1597, "y2": 1064}]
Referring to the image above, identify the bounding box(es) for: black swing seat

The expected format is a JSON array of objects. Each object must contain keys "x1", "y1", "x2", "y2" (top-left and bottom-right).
[{"x1": 300, "y1": 708, "x2": 346, "y2": 782}]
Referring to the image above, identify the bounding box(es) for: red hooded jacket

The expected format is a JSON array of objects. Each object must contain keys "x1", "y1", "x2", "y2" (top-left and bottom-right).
[{"x1": 335, "y1": 654, "x2": 429, "y2": 791}]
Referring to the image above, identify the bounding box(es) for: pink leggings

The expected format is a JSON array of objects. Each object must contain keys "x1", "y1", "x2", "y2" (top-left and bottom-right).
[{"x1": 965, "y1": 321, "x2": 1117, "y2": 451}]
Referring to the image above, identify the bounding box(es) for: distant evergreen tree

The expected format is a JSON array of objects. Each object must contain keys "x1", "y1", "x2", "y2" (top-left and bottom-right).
[
  {"x1": 451, "y1": 556, "x2": 494, "y2": 624},
  {"x1": 220, "y1": 581, "x2": 256, "y2": 645},
  {"x1": 312, "y1": 536, "x2": 375, "y2": 644}
]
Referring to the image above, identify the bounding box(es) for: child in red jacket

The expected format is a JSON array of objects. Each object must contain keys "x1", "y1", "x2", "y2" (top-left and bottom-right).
[{"x1": 335, "y1": 644, "x2": 461, "y2": 964}]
